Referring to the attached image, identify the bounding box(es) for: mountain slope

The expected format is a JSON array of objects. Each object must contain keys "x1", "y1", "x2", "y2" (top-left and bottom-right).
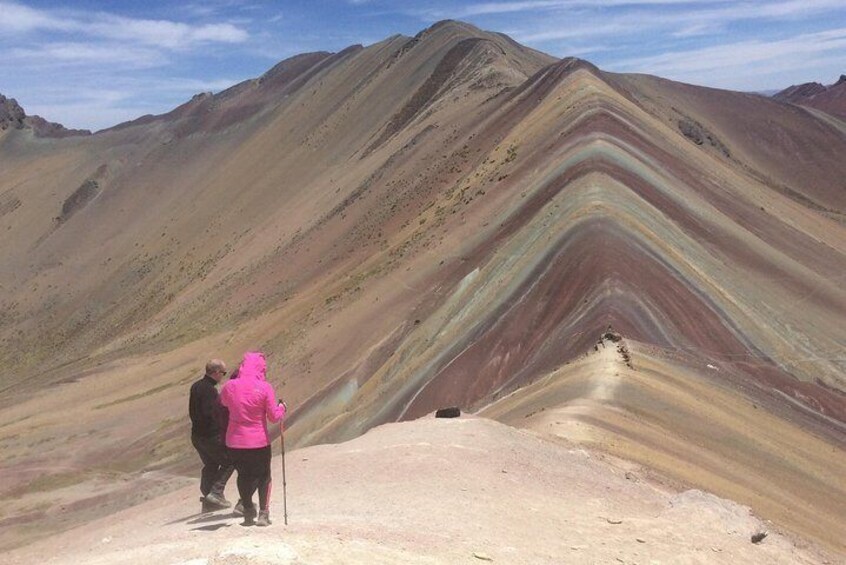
[
  {"x1": 0, "y1": 20, "x2": 844, "y2": 554},
  {"x1": 482, "y1": 338, "x2": 845, "y2": 552}
]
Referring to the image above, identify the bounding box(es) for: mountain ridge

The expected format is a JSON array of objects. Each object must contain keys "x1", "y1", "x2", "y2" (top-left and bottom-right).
[
  {"x1": 773, "y1": 74, "x2": 846, "y2": 119},
  {"x1": 0, "y1": 94, "x2": 91, "y2": 138}
]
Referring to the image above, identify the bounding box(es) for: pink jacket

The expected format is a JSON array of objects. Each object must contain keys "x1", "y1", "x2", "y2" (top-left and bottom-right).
[{"x1": 219, "y1": 351, "x2": 286, "y2": 449}]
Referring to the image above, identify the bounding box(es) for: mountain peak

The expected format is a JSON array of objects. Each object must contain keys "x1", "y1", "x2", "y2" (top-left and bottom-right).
[
  {"x1": 415, "y1": 19, "x2": 484, "y2": 40},
  {"x1": 0, "y1": 93, "x2": 26, "y2": 130}
]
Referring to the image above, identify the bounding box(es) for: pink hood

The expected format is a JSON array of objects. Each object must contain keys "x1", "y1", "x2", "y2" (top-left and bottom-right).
[{"x1": 220, "y1": 351, "x2": 286, "y2": 449}]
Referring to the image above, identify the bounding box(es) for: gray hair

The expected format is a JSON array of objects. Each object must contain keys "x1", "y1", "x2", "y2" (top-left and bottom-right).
[{"x1": 205, "y1": 359, "x2": 226, "y2": 376}]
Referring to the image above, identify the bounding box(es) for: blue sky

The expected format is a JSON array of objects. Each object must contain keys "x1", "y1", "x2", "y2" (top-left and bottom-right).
[{"x1": 2, "y1": 0, "x2": 844, "y2": 131}]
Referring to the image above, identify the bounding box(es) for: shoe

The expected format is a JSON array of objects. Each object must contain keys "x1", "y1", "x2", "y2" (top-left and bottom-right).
[
  {"x1": 203, "y1": 492, "x2": 231, "y2": 510},
  {"x1": 233, "y1": 500, "x2": 244, "y2": 516},
  {"x1": 241, "y1": 505, "x2": 257, "y2": 526},
  {"x1": 256, "y1": 510, "x2": 272, "y2": 527}
]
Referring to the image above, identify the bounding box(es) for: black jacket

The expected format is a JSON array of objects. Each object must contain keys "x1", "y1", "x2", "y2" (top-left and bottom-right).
[{"x1": 189, "y1": 375, "x2": 221, "y2": 438}]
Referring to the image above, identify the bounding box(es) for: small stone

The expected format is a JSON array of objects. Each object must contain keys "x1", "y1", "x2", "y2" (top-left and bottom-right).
[
  {"x1": 436, "y1": 406, "x2": 461, "y2": 418},
  {"x1": 636, "y1": 538, "x2": 646, "y2": 543},
  {"x1": 751, "y1": 531, "x2": 768, "y2": 544},
  {"x1": 606, "y1": 518, "x2": 623, "y2": 524},
  {"x1": 473, "y1": 552, "x2": 493, "y2": 561},
  {"x1": 570, "y1": 545, "x2": 588, "y2": 550}
]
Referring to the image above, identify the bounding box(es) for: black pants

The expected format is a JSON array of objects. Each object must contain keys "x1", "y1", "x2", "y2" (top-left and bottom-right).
[
  {"x1": 191, "y1": 434, "x2": 235, "y2": 497},
  {"x1": 230, "y1": 445, "x2": 272, "y2": 512}
]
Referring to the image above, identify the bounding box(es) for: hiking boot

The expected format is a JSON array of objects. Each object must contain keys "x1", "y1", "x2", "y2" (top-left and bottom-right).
[
  {"x1": 233, "y1": 499, "x2": 244, "y2": 516},
  {"x1": 241, "y1": 505, "x2": 257, "y2": 526},
  {"x1": 256, "y1": 510, "x2": 272, "y2": 527},
  {"x1": 203, "y1": 492, "x2": 230, "y2": 510}
]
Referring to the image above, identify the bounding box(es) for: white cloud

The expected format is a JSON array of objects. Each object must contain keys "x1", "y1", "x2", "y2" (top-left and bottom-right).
[
  {"x1": 0, "y1": 1, "x2": 254, "y2": 130},
  {"x1": 517, "y1": 22, "x2": 629, "y2": 42},
  {"x1": 418, "y1": 0, "x2": 739, "y2": 19},
  {"x1": 151, "y1": 77, "x2": 242, "y2": 93},
  {"x1": 613, "y1": 27, "x2": 846, "y2": 74},
  {"x1": 423, "y1": 0, "x2": 844, "y2": 18},
  {"x1": 29, "y1": 102, "x2": 160, "y2": 132},
  {"x1": 428, "y1": 0, "x2": 846, "y2": 48},
  {"x1": 89, "y1": 17, "x2": 248, "y2": 49},
  {"x1": 608, "y1": 27, "x2": 846, "y2": 89},
  {"x1": 9, "y1": 42, "x2": 166, "y2": 67},
  {"x1": 0, "y1": 1, "x2": 249, "y2": 48},
  {"x1": 16, "y1": 75, "x2": 245, "y2": 131},
  {"x1": 671, "y1": 22, "x2": 723, "y2": 38},
  {"x1": 1, "y1": 1, "x2": 71, "y2": 33}
]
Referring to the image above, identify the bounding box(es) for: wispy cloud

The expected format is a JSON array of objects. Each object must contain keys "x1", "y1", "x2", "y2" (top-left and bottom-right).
[
  {"x1": 2, "y1": 1, "x2": 73, "y2": 33},
  {"x1": 1, "y1": 1, "x2": 249, "y2": 48},
  {"x1": 497, "y1": 0, "x2": 846, "y2": 47},
  {"x1": 86, "y1": 17, "x2": 248, "y2": 49},
  {"x1": 1, "y1": 1, "x2": 254, "y2": 129},
  {"x1": 612, "y1": 27, "x2": 846, "y2": 74},
  {"x1": 18, "y1": 74, "x2": 245, "y2": 132},
  {"x1": 416, "y1": 0, "x2": 740, "y2": 19},
  {"x1": 609, "y1": 27, "x2": 846, "y2": 89},
  {"x1": 8, "y1": 42, "x2": 166, "y2": 67},
  {"x1": 415, "y1": 0, "x2": 844, "y2": 19}
]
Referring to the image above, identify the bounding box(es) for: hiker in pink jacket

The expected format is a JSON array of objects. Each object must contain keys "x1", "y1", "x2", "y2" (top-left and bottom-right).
[{"x1": 220, "y1": 351, "x2": 286, "y2": 526}]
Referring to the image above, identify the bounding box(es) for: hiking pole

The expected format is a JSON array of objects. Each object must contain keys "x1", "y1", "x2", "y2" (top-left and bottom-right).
[{"x1": 280, "y1": 421, "x2": 288, "y2": 525}]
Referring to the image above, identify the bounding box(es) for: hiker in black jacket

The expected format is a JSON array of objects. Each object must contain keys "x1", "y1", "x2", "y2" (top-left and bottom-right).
[{"x1": 189, "y1": 359, "x2": 235, "y2": 511}]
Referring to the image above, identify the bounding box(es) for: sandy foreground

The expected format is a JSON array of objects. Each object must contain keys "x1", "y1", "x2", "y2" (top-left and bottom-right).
[{"x1": 4, "y1": 416, "x2": 838, "y2": 565}]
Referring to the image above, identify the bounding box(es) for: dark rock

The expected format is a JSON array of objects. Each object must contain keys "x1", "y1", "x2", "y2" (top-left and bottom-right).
[
  {"x1": 600, "y1": 326, "x2": 622, "y2": 343},
  {"x1": 678, "y1": 117, "x2": 731, "y2": 157},
  {"x1": 0, "y1": 94, "x2": 26, "y2": 130},
  {"x1": 751, "y1": 531, "x2": 768, "y2": 544},
  {"x1": 678, "y1": 118, "x2": 705, "y2": 145},
  {"x1": 435, "y1": 407, "x2": 461, "y2": 418},
  {"x1": 58, "y1": 179, "x2": 100, "y2": 224}
]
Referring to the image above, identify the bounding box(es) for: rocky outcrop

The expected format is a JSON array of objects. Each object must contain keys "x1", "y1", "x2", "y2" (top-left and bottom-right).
[
  {"x1": 26, "y1": 115, "x2": 91, "y2": 138},
  {"x1": 0, "y1": 94, "x2": 26, "y2": 130},
  {"x1": 0, "y1": 93, "x2": 90, "y2": 137},
  {"x1": 773, "y1": 75, "x2": 846, "y2": 119},
  {"x1": 772, "y1": 81, "x2": 826, "y2": 103}
]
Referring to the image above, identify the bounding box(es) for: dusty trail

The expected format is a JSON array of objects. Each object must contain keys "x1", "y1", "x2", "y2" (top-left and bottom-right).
[{"x1": 4, "y1": 417, "x2": 837, "y2": 565}]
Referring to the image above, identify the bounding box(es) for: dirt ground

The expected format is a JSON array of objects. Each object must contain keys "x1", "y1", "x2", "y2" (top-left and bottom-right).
[{"x1": 5, "y1": 416, "x2": 840, "y2": 565}]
